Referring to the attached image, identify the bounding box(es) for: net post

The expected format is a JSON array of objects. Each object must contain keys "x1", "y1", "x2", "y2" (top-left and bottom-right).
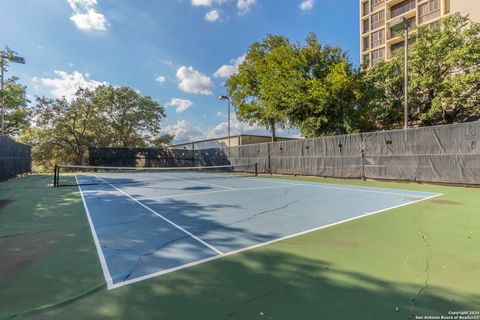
[
  {"x1": 254, "y1": 163, "x2": 258, "y2": 176},
  {"x1": 53, "y1": 165, "x2": 58, "y2": 187}
]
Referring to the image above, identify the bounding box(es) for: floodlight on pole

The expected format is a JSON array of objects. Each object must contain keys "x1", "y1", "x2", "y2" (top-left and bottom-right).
[
  {"x1": 1, "y1": 50, "x2": 26, "y2": 136},
  {"x1": 390, "y1": 17, "x2": 412, "y2": 130},
  {"x1": 218, "y1": 95, "x2": 231, "y2": 150}
]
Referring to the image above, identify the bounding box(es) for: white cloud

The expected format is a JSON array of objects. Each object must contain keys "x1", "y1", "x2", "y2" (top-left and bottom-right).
[
  {"x1": 176, "y1": 66, "x2": 214, "y2": 95},
  {"x1": 299, "y1": 0, "x2": 315, "y2": 12},
  {"x1": 207, "y1": 113, "x2": 262, "y2": 138},
  {"x1": 167, "y1": 98, "x2": 194, "y2": 113},
  {"x1": 33, "y1": 70, "x2": 107, "y2": 101},
  {"x1": 214, "y1": 54, "x2": 245, "y2": 78},
  {"x1": 163, "y1": 116, "x2": 301, "y2": 144},
  {"x1": 207, "y1": 113, "x2": 302, "y2": 138},
  {"x1": 205, "y1": 9, "x2": 220, "y2": 22},
  {"x1": 67, "y1": 0, "x2": 109, "y2": 31},
  {"x1": 156, "y1": 75, "x2": 166, "y2": 84},
  {"x1": 160, "y1": 59, "x2": 173, "y2": 65},
  {"x1": 191, "y1": 0, "x2": 227, "y2": 6},
  {"x1": 192, "y1": 0, "x2": 255, "y2": 15},
  {"x1": 162, "y1": 120, "x2": 205, "y2": 143},
  {"x1": 237, "y1": 0, "x2": 256, "y2": 14}
]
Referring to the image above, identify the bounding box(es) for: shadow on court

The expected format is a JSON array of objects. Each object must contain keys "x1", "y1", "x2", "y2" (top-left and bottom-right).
[
  {"x1": 14, "y1": 249, "x2": 480, "y2": 320},
  {"x1": 1, "y1": 175, "x2": 479, "y2": 320}
]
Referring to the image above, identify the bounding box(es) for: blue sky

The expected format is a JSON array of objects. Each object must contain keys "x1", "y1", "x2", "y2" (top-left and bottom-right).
[{"x1": 1, "y1": 0, "x2": 360, "y2": 143}]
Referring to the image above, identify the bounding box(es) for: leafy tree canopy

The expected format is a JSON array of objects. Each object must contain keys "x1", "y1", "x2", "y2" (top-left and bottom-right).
[
  {"x1": 363, "y1": 14, "x2": 480, "y2": 129},
  {"x1": 21, "y1": 86, "x2": 172, "y2": 166},
  {"x1": 1, "y1": 76, "x2": 31, "y2": 136},
  {"x1": 227, "y1": 33, "x2": 362, "y2": 138},
  {"x1": 227, "y1": 34, "x2": 293, "y2": 141}
]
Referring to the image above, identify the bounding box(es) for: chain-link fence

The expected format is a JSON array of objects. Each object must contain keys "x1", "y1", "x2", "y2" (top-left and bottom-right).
[
  {"x1": 87, "y1": 122, "x2": 480, "y2": 185},
  {"x1": 221, "y1": 122, "x2": 480, "y2": 185}
]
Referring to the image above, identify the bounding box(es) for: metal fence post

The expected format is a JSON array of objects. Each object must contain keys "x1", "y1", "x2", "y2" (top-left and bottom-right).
[
  {"x1": 361, "y1": 134, "x2": 366, "y2": 181},
  {"x1": 267, "y1": 142, "x2": 272, "y2": 175}
]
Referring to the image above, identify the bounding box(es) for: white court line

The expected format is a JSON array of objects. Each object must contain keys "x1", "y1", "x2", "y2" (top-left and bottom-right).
[
  {"x1": 143, "y1": 184, "x2": 303, "y2": 200},
  {"x1": 92, "y1": 174, "x2": 224, "y2": 257},
  {"x1": 145, "y1": 173, "x2": 238, "y2": 191},
  {"x1": 108, "y1": 192, "x2": 443, "y2": 289},
  {"x1": 75, "y1": 175, "x2": 115, "y2": 289},
  {"x1": 246, "y1": 177, "x2": 435, "y2": 198}
]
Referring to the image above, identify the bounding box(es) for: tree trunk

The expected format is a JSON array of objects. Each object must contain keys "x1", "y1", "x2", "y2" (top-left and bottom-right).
[
  {"x1": 270, "y1": 120, "x2": 276, "y2": 142},
  {"x1": 78, "y1": 146, "x2": 85, "y2": 166}
]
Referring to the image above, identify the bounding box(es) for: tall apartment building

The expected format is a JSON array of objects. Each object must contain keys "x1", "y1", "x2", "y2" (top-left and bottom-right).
[{"x1": 360, "y1": 0, "x2": 480, "y2": 68}]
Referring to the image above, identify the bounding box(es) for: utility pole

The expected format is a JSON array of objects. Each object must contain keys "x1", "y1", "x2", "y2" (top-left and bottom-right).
[
  {"x1": 218, "y1": 95, "x2": 231, "y2": 154},
  {"x1": 404, "y1": 26, "x2": 409, "y2": 130},
  {"x1": 390, "y1": 17, "x2": 411, "y2": 130}
]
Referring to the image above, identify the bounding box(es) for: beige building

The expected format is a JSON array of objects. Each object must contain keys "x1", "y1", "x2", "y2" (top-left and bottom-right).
[
  {"x1": 360, "y1": 0, "x2": 480, "y2": 68},
  {"x1": 170, "y1": 134, "x2": 299, "y2": 150}
]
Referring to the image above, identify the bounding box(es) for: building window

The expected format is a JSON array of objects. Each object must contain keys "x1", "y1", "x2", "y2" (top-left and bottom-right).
[
  {"x1": 362, "y1": 54, "x2": 370, "y2": 67},
  {"x1": 363, "y1": 36, "x2": 370, "y2": 51},
  {"x1": 371, "y1": 48, "x2": 385, "y2": 66},
  {"x1": 363, "y1": 18, "x2": 369, "y2": 33},
  {"x1": 363, "y1": 37, "x2": 369, "y2": 51},
  {"x1": 371, "y1": 10, "x2": 385, "y2": 30},
  {"x1": 371, "y1": 29, "x2": 385, "y2": 48},
  {"x1": 362, "y1": 1, "x2": 369, "y2": 16},
  {"x1": 390, "y1": 0, "x2": 416, "y2": 19},
  {"x1": 371, "y1": 0, "x2": 383, "y2": 11},
  {"x1": 418, "y1": 0, "x2": 440, "y2": 24}
]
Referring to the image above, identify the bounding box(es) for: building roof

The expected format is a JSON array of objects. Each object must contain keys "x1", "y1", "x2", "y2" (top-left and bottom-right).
[{"x1": 170, "y1": 134, "x2": 299, "y2": 147}]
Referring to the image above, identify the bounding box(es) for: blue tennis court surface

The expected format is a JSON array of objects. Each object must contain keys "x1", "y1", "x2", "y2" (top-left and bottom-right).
[{"x1": 76, "y1": 172, "x2": 440, "y2": 289}]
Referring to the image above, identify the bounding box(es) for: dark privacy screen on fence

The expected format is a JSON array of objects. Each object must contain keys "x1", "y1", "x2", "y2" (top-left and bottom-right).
[
  {"x1": 88, "y1": 122, "x2": 480, "y2": 185},
  {"x1": 0, "y1": 137, "x2": 32, "y2": 181},
  {"x1": 88, "y1": 147, "x2": 230, "y2": 168},
  {"x1": 221, "y1": 122, "x2": 480, "y2": 185}
]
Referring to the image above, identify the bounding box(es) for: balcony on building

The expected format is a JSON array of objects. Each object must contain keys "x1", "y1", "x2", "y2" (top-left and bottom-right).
[{"x1": 418, "y1": 0, "x2": 441, "y2": 24}]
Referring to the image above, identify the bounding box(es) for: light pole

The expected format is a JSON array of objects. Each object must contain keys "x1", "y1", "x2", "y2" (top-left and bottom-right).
[
  {"x1": 1, "y1": 50, "x2": 26, "y2": 136},
  {"x1": 218, "y1": 95, "x2": 231, "y2": 149},
  {"x1": 391, "y1": 17, "x2": 411, "y2": 129}
]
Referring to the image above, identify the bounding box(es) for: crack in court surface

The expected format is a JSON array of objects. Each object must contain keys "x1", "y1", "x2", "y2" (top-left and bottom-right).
[
  {"x1": 408, "y1": 229, "x2": 432, "y2": 320},
  {"x1": 77, "y1": 174, "x2": 440, "y2": 289},
  {"x1": 222, "y1": 270, "x2": 317, "y2": 320}
]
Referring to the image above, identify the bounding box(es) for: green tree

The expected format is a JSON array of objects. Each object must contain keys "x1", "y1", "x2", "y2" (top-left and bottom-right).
[
  {"x1": 33, "y1": 89, "x2": 104, "y2": 165},
  {"x1": 149, "y1": 134, "x2": 175, "y2": 148},
  {"x1": 360, "y1": 56, "x2": 404, "y2": 130},
  {"x1": 25, "y1": 86, "x2": 171, "y2": 166},
  {"x1": 227, "y1": 33, "x2": 362, "y2": 138},
  {"x1": 290, "y1": 34, "x2": 363, "y2": 137},
  {"x1": 227, "y1": 35, "x2": 292, "y2": 141},
  {"x1": 92, "y1": 85, "x2": 168, "y2": 147},
  {"x1": 363, "y1": 14, "x2": 480, "y2": 129},
  {"x1": 1, "y1": 76, "x2": 31, "y2": 136},
  {"x1": 410, "y1": 14, "x2": 480, "y2": 125}
]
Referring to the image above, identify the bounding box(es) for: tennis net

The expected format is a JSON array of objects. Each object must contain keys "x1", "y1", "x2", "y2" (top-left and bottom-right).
[{"x1": 53, "y1": 163, "x2": 258, "y2": 187}]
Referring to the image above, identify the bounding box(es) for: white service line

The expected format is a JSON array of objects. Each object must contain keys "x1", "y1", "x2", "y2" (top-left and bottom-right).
[
  {"x1": 143, "y1": 183, "x2": 303, "y2": 200},
  {"x1": 247, "y1": 177, "x2": 433, "y2": 198},
  {"x1": 75, "y1": 175, "x2": 115, "y2": 289},
  {"x1": 110, "y1": 192, "x2": 443, "y2": 289},
  {"x1": 92, "y1": 174, "x2": 224, "y2": 256}
]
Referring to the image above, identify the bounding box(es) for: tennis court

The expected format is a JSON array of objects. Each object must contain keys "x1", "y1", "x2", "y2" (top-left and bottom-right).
[{"x1": 66, "y1": 165, "x2": 440, "y2": 289}]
